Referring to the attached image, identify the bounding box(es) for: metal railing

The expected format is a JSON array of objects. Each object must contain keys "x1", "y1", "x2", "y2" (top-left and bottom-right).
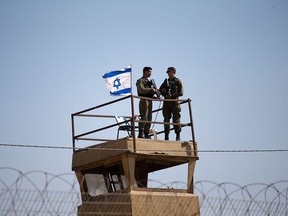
[{"x1": 71, "y1": 95, "x2": 196, "y2": 152}]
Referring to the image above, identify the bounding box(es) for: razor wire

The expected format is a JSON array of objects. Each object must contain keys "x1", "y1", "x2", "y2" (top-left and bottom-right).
[{"x1": 0, "y1": 167, "x2": 287, "y2": 215}]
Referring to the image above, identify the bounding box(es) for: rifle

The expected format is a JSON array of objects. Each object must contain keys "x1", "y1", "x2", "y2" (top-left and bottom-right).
[{"x1": 150, "y1": 79, "x2": 161, "y2": 98}]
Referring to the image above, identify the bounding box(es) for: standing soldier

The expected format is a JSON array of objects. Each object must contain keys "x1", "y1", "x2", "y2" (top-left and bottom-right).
[
  {"x1": 136, "y1": 67, "x2": 157, "y2": 138},
  {"x1": 159, "y1": 67, "x2": 183, "y2": 141}
]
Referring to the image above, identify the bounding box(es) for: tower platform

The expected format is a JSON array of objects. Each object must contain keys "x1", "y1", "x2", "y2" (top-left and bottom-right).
[{"x1": 72, "y1": 138, "x2": 198, "y2": 172}]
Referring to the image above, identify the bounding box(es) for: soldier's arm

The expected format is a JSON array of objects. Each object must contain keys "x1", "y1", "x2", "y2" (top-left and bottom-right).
[{"x1": 178, "y1": 79, "x2": 183, "y2": 97}]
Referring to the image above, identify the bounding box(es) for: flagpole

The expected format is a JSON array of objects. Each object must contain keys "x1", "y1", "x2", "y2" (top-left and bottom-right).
[{"x1": 130, "y1": 64, "x2": 132, "y2": 94}]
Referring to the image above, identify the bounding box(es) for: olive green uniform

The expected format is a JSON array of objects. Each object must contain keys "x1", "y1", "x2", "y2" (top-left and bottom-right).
[
  {"x1": 159, "y1": 77, "x2": 183, "y2": 136},
  {"x1": 136, "y1": 77, "x2": 154, "y2": 137}
]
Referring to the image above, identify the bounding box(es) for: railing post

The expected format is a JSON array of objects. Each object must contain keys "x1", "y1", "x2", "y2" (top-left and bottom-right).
[
  {"x1": 71, "y1": 114, "x2": 75, "y2": 152},
  {"x1": 187, "y1": 98, "x2": 196, "y2": 143},
  {"x1": 130, "y1": 95, "x2": 136, "y2": 152}
]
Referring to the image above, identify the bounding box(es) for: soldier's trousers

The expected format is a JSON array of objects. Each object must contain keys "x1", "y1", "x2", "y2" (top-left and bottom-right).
[
  {"x1": 139, "y1": 99, "x2": 152, "y2": 133},
  {"x1": 162, "y1": 101, "x2": 181, "y2": 134}
]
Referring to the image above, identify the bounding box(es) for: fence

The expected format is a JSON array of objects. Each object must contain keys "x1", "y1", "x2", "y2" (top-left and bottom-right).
[{"x1": 0, "y1": 168, "x2": 287, "y2": 215}]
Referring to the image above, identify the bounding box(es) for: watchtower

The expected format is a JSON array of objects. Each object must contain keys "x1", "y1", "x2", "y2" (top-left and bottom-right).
[{"x1": 71, "y1": 95, "x2": 200, "y2": 215}]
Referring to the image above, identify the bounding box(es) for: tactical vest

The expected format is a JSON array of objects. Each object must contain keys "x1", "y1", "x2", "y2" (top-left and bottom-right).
[
  {"x1": 138, "y1": 78, "x2": 154, "y2": 98},
  {"x1": 167, "y1": 78, "x2": 180, "y2": 94}
]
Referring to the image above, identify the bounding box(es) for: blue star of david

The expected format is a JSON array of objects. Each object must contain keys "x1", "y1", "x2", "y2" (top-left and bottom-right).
[{"x1": 113, "y1": 77, "x2": 121, "y2": 89}]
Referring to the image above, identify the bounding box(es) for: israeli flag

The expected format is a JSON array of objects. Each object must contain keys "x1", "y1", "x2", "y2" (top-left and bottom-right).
[{"x1": 102, "y1": 66, "x2": 132, "y2": 96}]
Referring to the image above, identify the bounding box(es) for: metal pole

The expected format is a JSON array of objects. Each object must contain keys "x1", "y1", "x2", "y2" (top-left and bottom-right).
[
  {"x1": 129, "y1": 64, "x2": 137, "y2": 152},
  {"x1": 187, "y1": 98, "x2": 196, "y2": 143},
  {"x1": 71, "y1": 114, "x2": 75, "y2": 152},
  {"x1": 130, "y1": 94, "x2": 136, "y2": 152}
]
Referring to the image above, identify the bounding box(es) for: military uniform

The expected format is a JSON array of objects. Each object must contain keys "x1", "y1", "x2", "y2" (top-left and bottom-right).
[
  {"x1": 159, "y1": 77, "x2": 183, "y2": 140},
  {"x1": 136, "y1": 77, "x2": 155, "y2": 138}
]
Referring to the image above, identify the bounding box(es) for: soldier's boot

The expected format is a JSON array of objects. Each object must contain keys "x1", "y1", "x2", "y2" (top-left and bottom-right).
[
  {"x1": 176, "y1": 133, "x2": 181, "y2": 141},
  {"x1": 165, "y1": 134, "x2": 169, "y2": 140},
  {"x1": 138, "y1": 131, "x2": 144, "y2": 138},
  {"x1": 144, "y1": 132, "x2": 151, "y2": 139}
]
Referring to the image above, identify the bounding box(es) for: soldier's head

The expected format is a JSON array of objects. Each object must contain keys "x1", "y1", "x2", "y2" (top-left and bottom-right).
[
  {"x1": 143, "y1": 66, "x2": 152, "y2": 78},
  {"x1": 166, "y1": 67, "x2": 176, "y2": 78}
]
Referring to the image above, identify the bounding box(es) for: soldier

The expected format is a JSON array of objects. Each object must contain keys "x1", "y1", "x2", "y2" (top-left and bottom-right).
[
  {"x1": 159, "y1": 67, "x2": 183, "y2": 141},
  {"x1": 136, "y1": 67, "x2": 157, "y2": 138}
]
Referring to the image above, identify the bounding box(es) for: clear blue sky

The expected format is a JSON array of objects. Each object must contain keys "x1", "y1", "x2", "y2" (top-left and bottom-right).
[{"x1": 0, "y1": 0, "x2": 288, "y2": 188}]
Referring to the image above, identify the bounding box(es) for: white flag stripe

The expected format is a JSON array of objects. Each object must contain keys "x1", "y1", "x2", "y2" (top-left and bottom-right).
[{"x1": 102, "y1": 66, "x2": 132, "y2": 96}]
